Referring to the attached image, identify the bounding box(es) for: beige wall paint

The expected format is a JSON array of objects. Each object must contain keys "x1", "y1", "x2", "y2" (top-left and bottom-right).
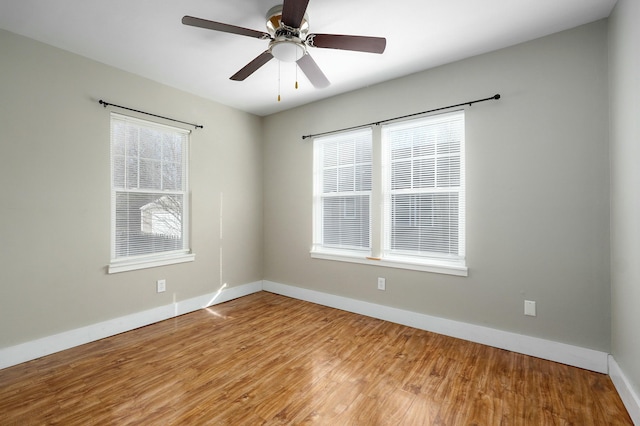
[
  {"x1": 263, "y1": 21, "x2": 611, "y2": 351},
  {"x1": 609, "y1": 0, "x2": 640, "y2": 398},
  {"x1": 0, "y1": 29, "x2": 263, "y2": 347}
]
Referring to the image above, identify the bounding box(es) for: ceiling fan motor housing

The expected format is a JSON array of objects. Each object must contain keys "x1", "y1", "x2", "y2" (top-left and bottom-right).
[{"x1": 266, "y1": 5, "x2": 308, "y2": 62}]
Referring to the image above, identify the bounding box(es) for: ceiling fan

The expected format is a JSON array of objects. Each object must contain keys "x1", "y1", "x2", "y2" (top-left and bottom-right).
[{"x1": 182, "y1": 0, "x2": 386, "y2": 89}]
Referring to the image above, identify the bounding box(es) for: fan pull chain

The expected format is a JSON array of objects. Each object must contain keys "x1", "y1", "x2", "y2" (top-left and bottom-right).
[
  {"x1": 277, "y1": 61, "x2": 281, "y2": 102},
  {"x1": 295, "y1": 63, "x2": 299, "y2": 89}
]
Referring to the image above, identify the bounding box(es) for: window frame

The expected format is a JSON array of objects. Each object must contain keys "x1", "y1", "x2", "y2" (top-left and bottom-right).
[
  {"x1": 310, "y1": 111, "x2": 467, "y2": 277},
  {"x1": 108, "y1": 113, "x2": 194, "y2": 274}
]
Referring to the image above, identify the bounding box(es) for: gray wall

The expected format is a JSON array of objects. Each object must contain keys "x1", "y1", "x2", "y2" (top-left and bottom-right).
[
  {"x1": 0, "y1": 29, "x2": 263, "y2": 348},
  {"x1": 263, "y1": 21, "x2": 611, "y2": 351},
  {"x1": 609, "y1": 0, "x2": 640, "y2": 398}
]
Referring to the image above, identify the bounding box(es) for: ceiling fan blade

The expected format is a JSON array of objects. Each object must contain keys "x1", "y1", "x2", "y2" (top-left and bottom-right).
[
  {"x1": 307, "y1": 34, "x2": 386, "y2": 54},
  {"x1": 281, "y1": 0, "x2": 310, "y2": 28},
  {"x1": 182, "y1": 16, "x2": 270, "y2": 40},
  {"x1": 230, "y1": 50, "x2": 274, "y2": 81},
  {"x1": 296, "y1": 54, "x2": 330, "y2": 88}
]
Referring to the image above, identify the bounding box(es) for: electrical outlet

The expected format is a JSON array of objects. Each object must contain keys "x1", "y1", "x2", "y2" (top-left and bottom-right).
[
  {"x1": 524, "y1": 300, "x2": 536, "y2": 316},
  {"x1": 157, "y1": 279, "x2": 166, "y2": 293},
  {"x1": 377, "y1": 277, "x2": 386, "y2": 291}
]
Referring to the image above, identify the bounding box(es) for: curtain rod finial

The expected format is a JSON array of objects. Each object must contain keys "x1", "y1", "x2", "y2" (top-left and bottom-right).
[{"x1": 494, "y1": 94, "x2": 501, "y2": 100}]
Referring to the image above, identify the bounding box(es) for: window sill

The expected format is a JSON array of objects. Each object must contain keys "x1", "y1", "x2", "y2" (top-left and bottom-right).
[
  {"x1": 108, "y1": 252, "x2": 195, "y2": 274},
  {"x1": 310, "y1": 250, "x2": 468, "y2": 277}
]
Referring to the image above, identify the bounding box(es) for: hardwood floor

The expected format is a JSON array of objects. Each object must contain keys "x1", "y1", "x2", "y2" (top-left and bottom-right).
[{"x1": 0, "y1": 292, "x2": 632, "y2": 425}]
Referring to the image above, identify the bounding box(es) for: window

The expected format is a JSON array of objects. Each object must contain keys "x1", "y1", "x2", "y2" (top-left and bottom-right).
[
  {"x1": 108, "y1": 113, "x2": 194, "y2": 273},
  {"x1": 312, "y1": 128, "x2": 372, "y2": 256},
  {"x1": 312, "y1": 111, "x2": 466, "y2": 276},
  {"x1": 382, "y1": 111, "x2": 465, "y2": 267}
]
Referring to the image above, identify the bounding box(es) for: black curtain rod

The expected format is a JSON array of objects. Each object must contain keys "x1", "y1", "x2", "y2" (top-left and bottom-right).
[
  {"x1": 99, "y1": 100, "x2": 203, "y2": 129},
  {"x1": 301, "y1": 93, "x2": 500, "y2": 140}
]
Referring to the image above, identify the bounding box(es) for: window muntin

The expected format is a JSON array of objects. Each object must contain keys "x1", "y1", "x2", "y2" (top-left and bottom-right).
[{"x1": 109, "y1": 113, "x2": 192, "y2": 272}]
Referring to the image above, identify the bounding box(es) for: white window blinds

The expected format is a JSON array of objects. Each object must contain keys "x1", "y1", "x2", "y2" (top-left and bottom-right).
[
  {"x1": 110, "y1": 114, "x2": 190, "y2": 265},
  {"x1": 313, "y1": 128, "x2": 372, "y2": 254},
  {"x1": 382, "y1": 111, "x2": 465, "y2": 263}
]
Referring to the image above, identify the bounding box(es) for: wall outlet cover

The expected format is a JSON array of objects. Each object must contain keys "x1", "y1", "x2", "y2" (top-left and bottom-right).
[{"x1": 524, "y1": 300, "x2": 536, "y2": 316}]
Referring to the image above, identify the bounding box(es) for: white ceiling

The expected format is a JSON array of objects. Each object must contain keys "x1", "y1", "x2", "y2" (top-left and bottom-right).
[{"x1": 0, "y1": 0, "x2": 616, "y2": 116}]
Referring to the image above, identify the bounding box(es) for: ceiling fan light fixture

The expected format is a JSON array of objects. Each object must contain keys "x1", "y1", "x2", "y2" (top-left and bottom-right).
[{"x1": 270, "y1": 40, "x2": 305, "y2": 62}]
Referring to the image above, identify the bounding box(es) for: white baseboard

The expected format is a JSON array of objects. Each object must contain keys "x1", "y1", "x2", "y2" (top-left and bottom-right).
[
  {"x1": 263, "y1": 280, "x2": 609, "y2": 374},
  {"x1": 609, "y1": 355, "x2": 640, "y2": 424},
  {"x1": 5, "y1": 279, "x2": 637, "y2": 419},
  {"x1": 0, "y1": 281, "x2": 262, "y2": 370},
  {"x1": 0, "y1": 279, "x2": 615, "y2": 377}
]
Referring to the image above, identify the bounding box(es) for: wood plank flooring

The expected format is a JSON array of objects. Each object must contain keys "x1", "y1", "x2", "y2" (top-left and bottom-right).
[{"x1": 0, "y1": 292, "x2": 632, "y2": 425}]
